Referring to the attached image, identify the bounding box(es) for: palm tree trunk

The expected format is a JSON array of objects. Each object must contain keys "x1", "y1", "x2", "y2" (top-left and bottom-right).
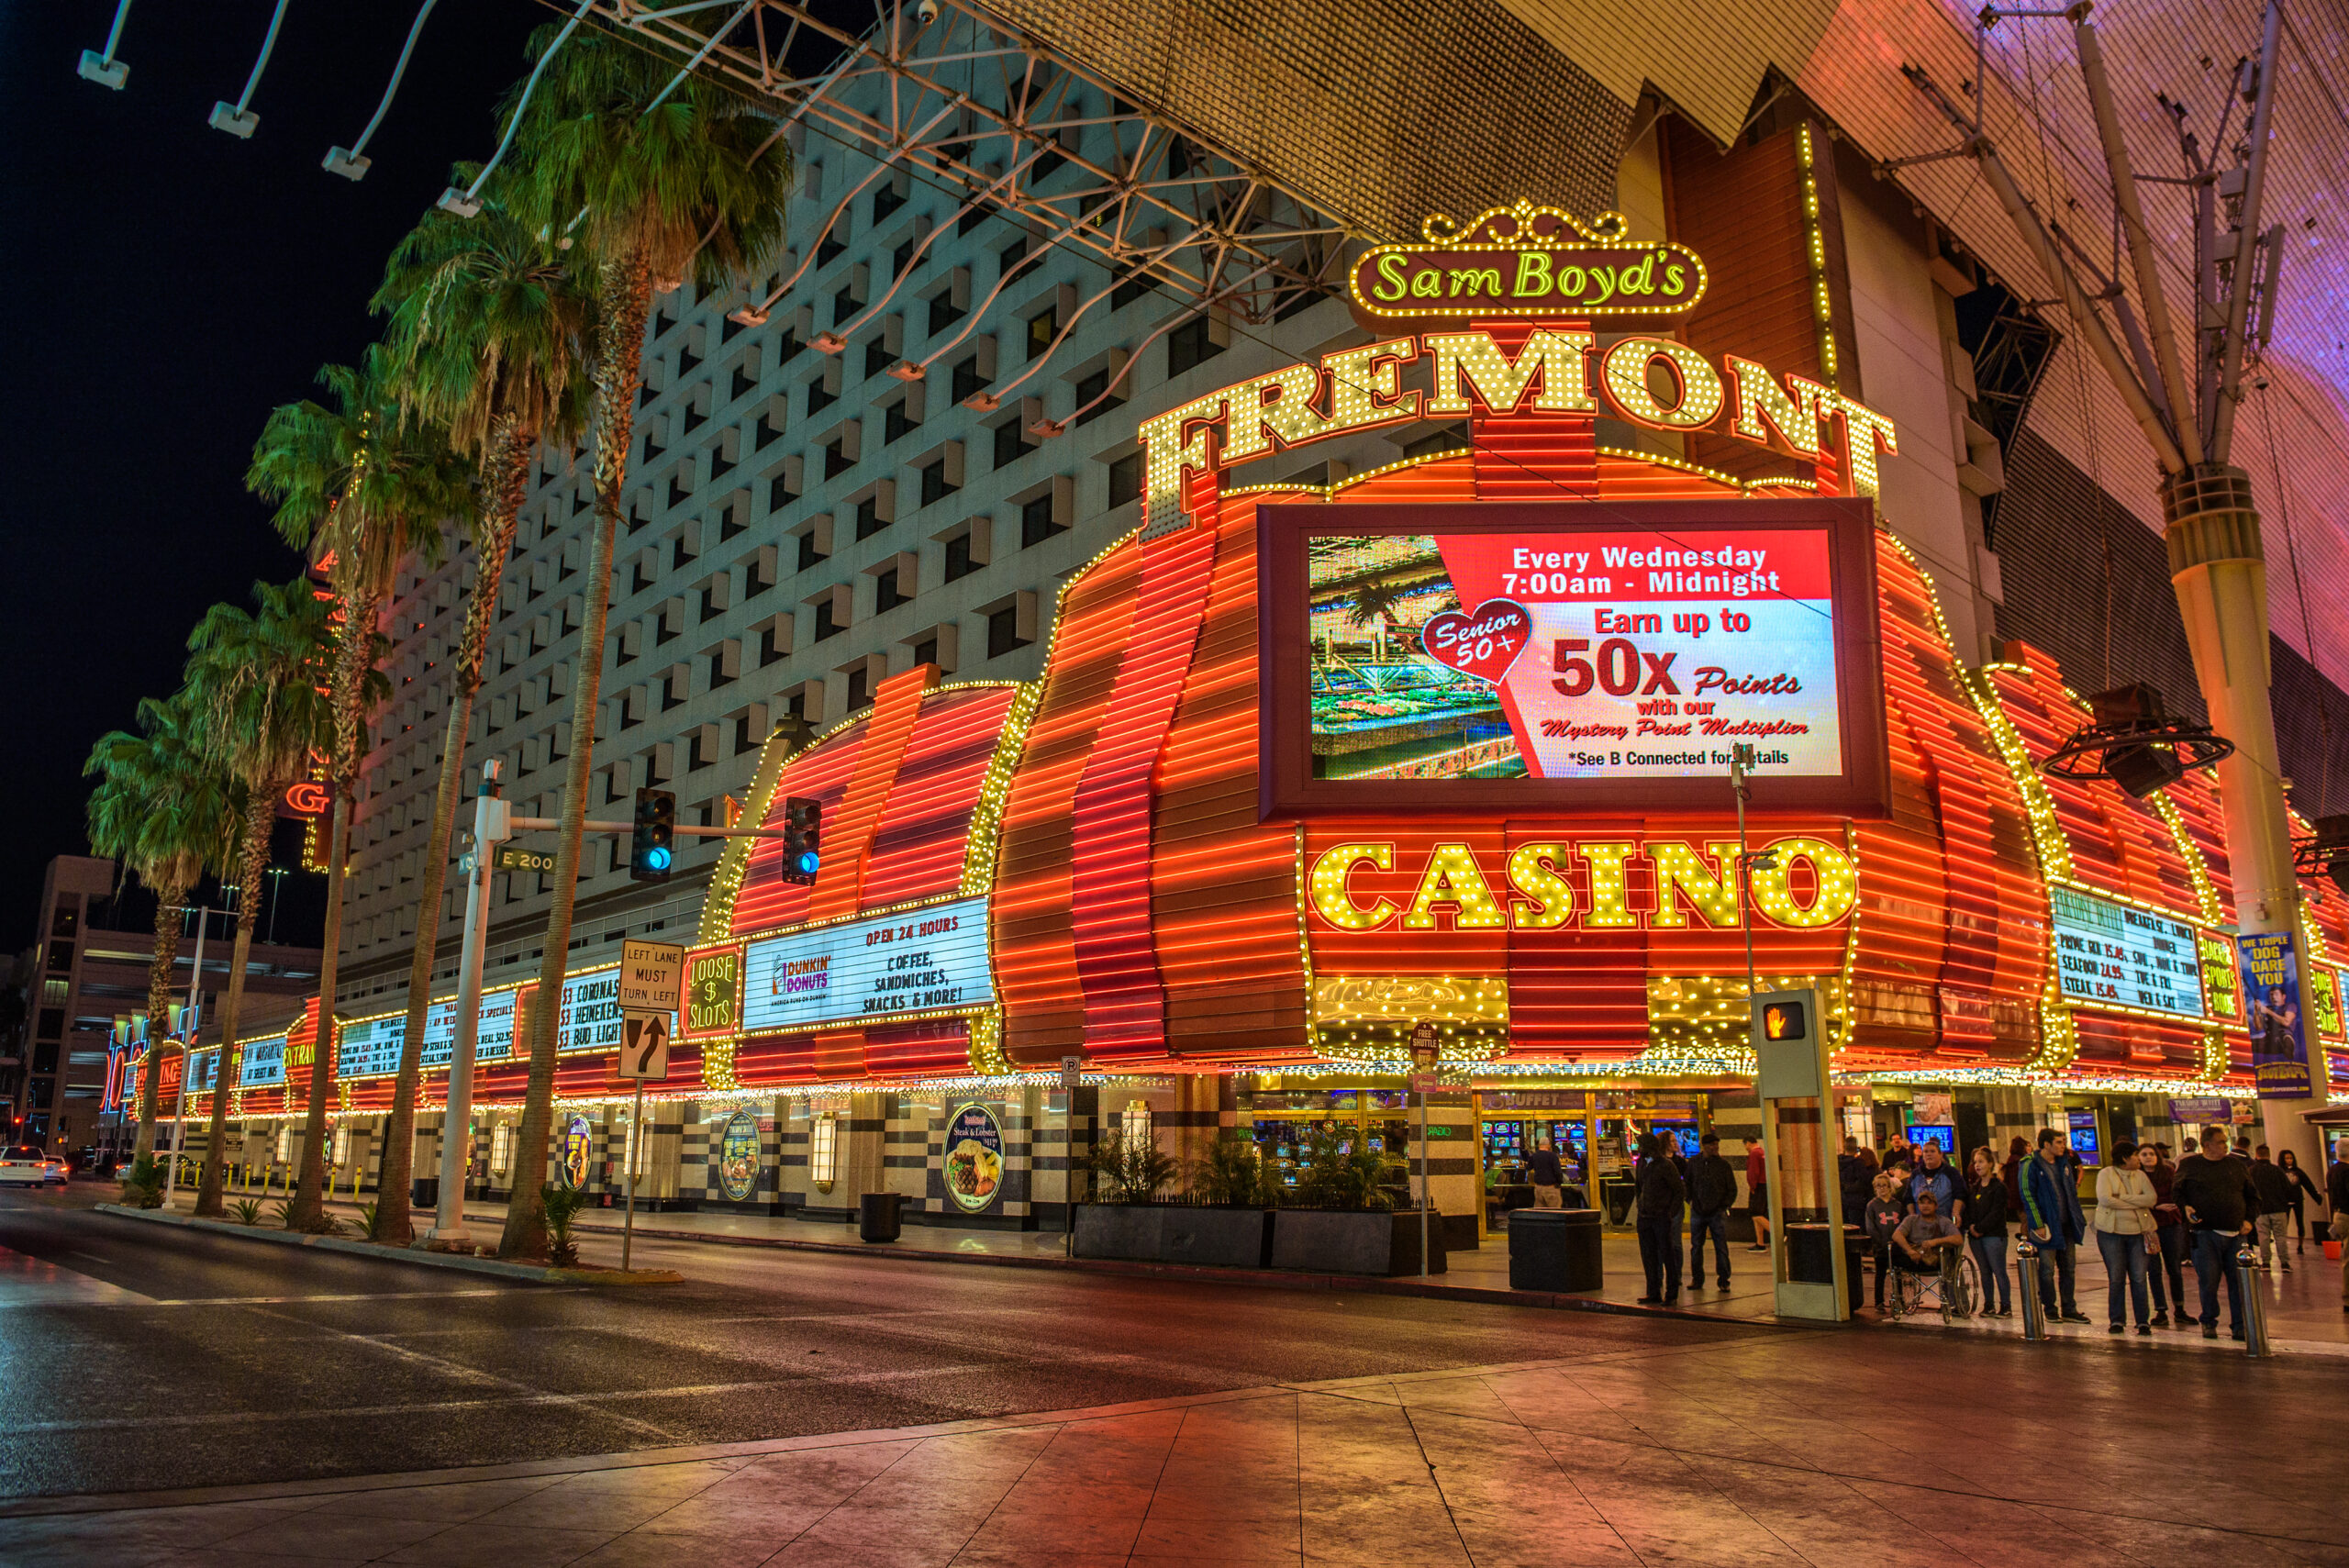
[
  {"x1": 501, "y1": 251, "x2": 651, "y2": 1261},
  {"x1": 376, "y1": 420, "x2": 532, "y2": 1245},
  {"x1": 288, "y1": 589, "x2": 377, "y2": 1232},
  {"x1": 132, "y1": 885, "x2": 187, "y2": 1163},
  {"x1": 195, "y1": 790, "x2": 273, "y2": 1217}
]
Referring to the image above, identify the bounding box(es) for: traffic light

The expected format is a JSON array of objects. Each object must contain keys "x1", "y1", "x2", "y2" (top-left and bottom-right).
[
  {"x1": 630, "y1": 788, "x2": 676, "y2": 882},
  {"x1": 781, "y1": 795, "x2": 822, "y2": 885}
]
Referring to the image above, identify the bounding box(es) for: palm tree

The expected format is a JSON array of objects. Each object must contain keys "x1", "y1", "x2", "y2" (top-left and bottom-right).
[
  {"x1": 84, "y1": 695, "x2": 239, "y2": 1164},
  {"x1": 363, "y1": 183, "x2": 592, "y2": 1244},
  {"x1": 247, "y1": 351, "x2": 470, "y2": 1230},
  {"x1": 180, "y1": 580, "x2": 343, "y2": 1218},
  {"x1": 489, "y1": 28, "x2": 791, "y2": 1260}
]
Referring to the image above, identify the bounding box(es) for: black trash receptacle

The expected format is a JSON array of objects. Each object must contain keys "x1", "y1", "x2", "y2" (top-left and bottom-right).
[
  {"x1": 1508, "y1": 1207, "x2": 1605, "y2": 1292},
  {"x1": 859, "y1": 1192, "x2": 904, "y2": 1243},
  {"x1": 411, "y1": 1177, "x2": 439, "y2": 1210}
]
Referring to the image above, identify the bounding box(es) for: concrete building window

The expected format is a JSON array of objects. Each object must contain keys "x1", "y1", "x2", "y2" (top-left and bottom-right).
[
  {"x1": 874, "y1": 562, "x2": 907, "y2": 614},
  {"x1": 807, "y1": 374, "x2": 839, "y2": 417},
  {"x1": 884, "y1": 398, "x2": 918, "y2": 445},
  {"x1": 844, "y1": 663, "x2": 871, "y2": 712},
  {"x1": 813, "y1": 594, "x2": 845, "y2": 642},
  {"x1": 1021, "y1": 491, "x2": 1065, "y2": 549},
  {"x1": 759, "y1": 617, "x2": 789, "y2": 666},
  {"x1": 918, "y1": 458, "x2": 956, "y2": 507},
  {"x1": 985, "y1": 597, "x2": 1033, "y2": 660},
  {"x1": 853, "y1": 494, "x2": 885, "y2": 540},
  {"x1": 1026, "y1": 305, "x2": 1056, "y2": 361},
  {"x1": 863, "y1": 337, "x2": 899, "y2": 380},
  {"x1": 950, "y1": 353, "x2": 985, "y2": 404},
  {"x1": 1108, "y1": 450, "x2": 1142, "y2": 508},
  {"x1": 992, "y1": 417, "x2": 1030, "y2": 471},
  {"x1": 747, "y1": 545, "x2": 778, "y2": 597},
  {"x1": 1167, "y1": 313, "x2": 1228, "y2": 376},
  {"x1": 823, "y1": 433, "x2": 854, "y2": 479},
  {"x1": 1074, "y1": 364, "x2": 1126, "y2": 426},
  {"x1": 943, "y1": 530, "x2": 976, "y2": 583}
]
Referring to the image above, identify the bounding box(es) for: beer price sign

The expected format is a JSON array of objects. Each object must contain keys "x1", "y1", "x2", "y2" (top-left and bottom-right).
[{"x1": 1266, "y1": 498, "x2": 1887, "y2": 815}]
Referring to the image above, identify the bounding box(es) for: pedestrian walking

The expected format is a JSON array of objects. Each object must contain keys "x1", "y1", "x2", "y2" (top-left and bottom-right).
[
  {"x1": 2176, "y1": 1124, "x2": 2259, "y2": 1340},
  {"x1": 1633, "y1": 1131, "x2": 1686, "y2": 1305},
  {"x1": 1527, "y1": 1138, "x2": 1564, "y2": 1209},
  {"x1": 1745, "y1": 1137, "x2": 1770, "y2": 1252},
  {"x1": 1687, "y1": 1131, "x2": 1737, "y2": 1289},
  {"x1": 2249, "y1": 1145, "x2": 2294, "y2": 1271},
  {"x1": 2094, "y1": 1139, "x2": 2159, "y2": 1334},
  {"x1": 2147, "y1": 1142, "x2": 2185, "y2": 1328},
  {"x1": 1965, "y1": 1145, "x2": 2012, "y2": 1317},
  {"x1": 2277, "y1": 1149, "x2": 2322, "y2": 1253},
  {"x1": 1864, "y1": 1172, "x2": 1902, "y2": 1312},
  {"x1": 2021, "y1": 1128, "x2": 2088, "y2": 1322}
]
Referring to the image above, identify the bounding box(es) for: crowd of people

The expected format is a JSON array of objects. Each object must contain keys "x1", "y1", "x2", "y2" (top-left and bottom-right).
[{"x1": 1605, "y1": 1120, "x2": 2349, "y2": 1329}]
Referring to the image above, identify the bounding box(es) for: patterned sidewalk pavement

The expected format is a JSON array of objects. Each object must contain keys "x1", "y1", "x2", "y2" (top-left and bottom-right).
[{"x1": 7, "y1": 1317, "x2": 2346, "y2": 1568}]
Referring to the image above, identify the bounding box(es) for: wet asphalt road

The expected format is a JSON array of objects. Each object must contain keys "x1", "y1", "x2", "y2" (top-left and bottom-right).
[{"x1": 0, "y1": 1190, "x2": 1753, "y2": 1501}]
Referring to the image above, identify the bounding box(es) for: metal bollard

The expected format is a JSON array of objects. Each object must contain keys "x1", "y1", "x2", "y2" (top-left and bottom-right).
[
  {"x1": 2235, "y1": 1240, "x2": 2274, "y2": 1358},
  {"x1": 2015, "y1": 1235, "x2": 2048, "y2": 1341}
]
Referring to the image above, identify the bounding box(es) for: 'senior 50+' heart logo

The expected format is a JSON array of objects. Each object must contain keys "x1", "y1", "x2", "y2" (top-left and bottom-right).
[{"x1": 1420, "y1": 597, "x2": 1532, "y2": 684}]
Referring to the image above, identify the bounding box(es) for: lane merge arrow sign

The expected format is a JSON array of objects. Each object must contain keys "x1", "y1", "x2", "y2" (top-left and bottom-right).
[{"x1": 618, "y1": 1009, "x2": 672, "y2": 1081}]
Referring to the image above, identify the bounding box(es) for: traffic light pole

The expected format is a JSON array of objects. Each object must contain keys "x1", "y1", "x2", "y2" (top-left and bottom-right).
[{"x1": 425, "y1": 777, "x2": 508, "y2": 1247}]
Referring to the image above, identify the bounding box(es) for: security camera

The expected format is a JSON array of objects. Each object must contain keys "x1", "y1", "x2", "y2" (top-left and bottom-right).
[{"x1": 917, "y1": 0, "x2": 940, "y2": 23}]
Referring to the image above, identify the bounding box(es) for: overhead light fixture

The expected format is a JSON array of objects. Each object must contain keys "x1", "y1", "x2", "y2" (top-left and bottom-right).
[
  {"x1": 208, "y1": 101, "x2": 259, "y2": 138},
  {"x1": 2039, "y1": 684, "x2": 2232, "y2": 800},
  {"x1": 2292, "y1": 815, "x2": 2349, "y2": 898},
  {"x1": 323, "y1": 146, "x2": 372, "y2": 180},
  {"x1": 78, "y1": 50, "x2": 128, "y2": 89},
  {"x1": 728, "y1": 306, "x2": 769, "y2": 327}
]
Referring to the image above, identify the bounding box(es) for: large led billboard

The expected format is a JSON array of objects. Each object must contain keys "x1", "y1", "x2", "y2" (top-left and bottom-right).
[{"x1": 1259, "y1": 498, "x2": 1888, "y2": 815}]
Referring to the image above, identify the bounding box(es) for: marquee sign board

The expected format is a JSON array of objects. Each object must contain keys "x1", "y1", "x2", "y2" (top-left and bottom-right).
[
  {"x1": 741, "y1": 896, "x2": 993, "y2": 1036},
  {"x1": 1261, "y1": 497, "x2": 1889, "y2": 817}
]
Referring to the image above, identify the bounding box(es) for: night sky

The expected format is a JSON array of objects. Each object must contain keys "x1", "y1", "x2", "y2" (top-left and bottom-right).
[{"x1": 0, "y1": 2, "x2": 544, "y2": 951}]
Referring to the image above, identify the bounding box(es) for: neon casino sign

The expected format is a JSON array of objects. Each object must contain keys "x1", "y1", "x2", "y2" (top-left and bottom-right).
[{"x1": 1138, "y1": 203, "x2": 1896, "y2": 536}]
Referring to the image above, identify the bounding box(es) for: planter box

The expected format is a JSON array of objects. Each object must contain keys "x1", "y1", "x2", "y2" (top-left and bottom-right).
[
  {"x1": 1072, "y1": 1205, "x2": 1272, "y2": 1268},
  {"x1": 1270, "y1": 1207, "x2": 1446, "y2": 1276},
  {"x1": 1072, "y1": 1204, "x2": 1164, "y2": 1262}
]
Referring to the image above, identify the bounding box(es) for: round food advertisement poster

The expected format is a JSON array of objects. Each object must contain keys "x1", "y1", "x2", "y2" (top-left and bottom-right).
[
  {"x1": 559, "y1": 1114, "x2": 594, "y2": 1189},
  {"x1": 942, "y1": 1102, "x2": 1005, "y2": 1211},
  {"x1": 717, "y1": 1110, "x2": 760, "y2": 1203}
]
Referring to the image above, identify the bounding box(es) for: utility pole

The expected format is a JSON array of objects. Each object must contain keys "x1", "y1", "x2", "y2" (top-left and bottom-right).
[
  {"x1": 162, "y1": 905, "x2": 218, "y2": 1204},
  {"x1": 1902, "y1": 1, "x2": 2320, "y2": 1173},
  {"x1": 425, "y1": 761, "x2": 507, "y2": 1248}
]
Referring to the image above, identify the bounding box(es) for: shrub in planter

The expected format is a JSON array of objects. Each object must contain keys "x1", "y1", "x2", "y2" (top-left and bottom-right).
[
  {"x1": 1188, "y1": 1136, "x2": 1275, "y2": 1208},
  {"x1": 542, "y1": 1184, "x2": 588, "y2": 1269},
  {"x1": 118, "y1": 1153, "x2": 164, "y2": 1209},
  {"x1": 1289, "y1": 1122, "x2": 1397, "y2": 1210},
  {"x1": 1089, "y1": 1130, "x2": 1178, "y2": 1203}
]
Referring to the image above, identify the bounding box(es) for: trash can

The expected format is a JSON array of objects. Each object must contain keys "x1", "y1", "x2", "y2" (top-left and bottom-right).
[
  {"x1": 1508, "y1": 1207, "x2": 1604, "y2": 1292},
  {"x1": 859, "y1": 1192, "x2": 904, "y2": 1243},
  {"x1": 411, "y1": 1177, "x2": 439, "y2": 1210}
]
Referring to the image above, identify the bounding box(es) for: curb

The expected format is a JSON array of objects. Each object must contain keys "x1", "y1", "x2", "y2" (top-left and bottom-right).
[
  {"x1": 93, "y1": 1205, "x2": 682, "y2": 1286},
  {"x1": 562, "y1": 1215, "x2": 1765, "y2": 1326}
]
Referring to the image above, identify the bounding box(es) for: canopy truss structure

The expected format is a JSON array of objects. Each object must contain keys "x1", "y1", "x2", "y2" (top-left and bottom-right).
[{"x1": 586, "y1": 0, "x2": 1361, "y2": 352}]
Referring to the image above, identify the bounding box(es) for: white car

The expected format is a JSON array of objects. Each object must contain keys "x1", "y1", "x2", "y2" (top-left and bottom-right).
[{"x1": 0, "y1": 1145, "x2": 68, "y2": 1187}]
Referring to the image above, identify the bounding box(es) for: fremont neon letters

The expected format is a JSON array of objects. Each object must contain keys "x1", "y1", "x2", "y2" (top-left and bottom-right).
[
  {"x1": 1140, "y1": 331, "x2": 1898, "y2": 533},
  {"x1": 1306, "y1": 837, "x2": 1857, "y2": 934}
]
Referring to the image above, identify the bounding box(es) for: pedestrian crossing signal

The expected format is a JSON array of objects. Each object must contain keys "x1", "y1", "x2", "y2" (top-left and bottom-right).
[
  {"x1": 630, "y1": 788, "x2": 676, "y2": 883},
  {"x1": 781, "y1": 795, "x2": 821, "y2": 885}
]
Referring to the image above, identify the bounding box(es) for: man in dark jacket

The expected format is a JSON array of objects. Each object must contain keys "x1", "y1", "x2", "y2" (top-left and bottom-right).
[
  {"x1": 1633, "y1": 1132, "x2": 1687, "y2": 1305},
  {"x1": 1837, "y1": 1137, "x2": 1872, "y2": 1228},
  {"x1": 2176, "y1": 1124, "x2": 2259, "y2": 1340},
  {"x1": 1687, "y1": 1132, "x2": 1738, "y2": 1290},
  {"x1": 2021, "y1": 1129, "x2": 2088, "y2": 1322}
]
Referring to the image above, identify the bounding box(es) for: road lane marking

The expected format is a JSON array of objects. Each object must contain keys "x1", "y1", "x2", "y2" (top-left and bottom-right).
[
  {"x1": 0, "y1": 1245, "x2": 151, "y2": 1307},
  {"x1": 6, "y1": 1363, "x2": 1000, "y2": 1433}
]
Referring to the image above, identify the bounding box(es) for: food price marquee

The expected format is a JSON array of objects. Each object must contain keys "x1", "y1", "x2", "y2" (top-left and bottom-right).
[{"x1": 170, "y1": 200, "x2": 2349, "y2": 1119}]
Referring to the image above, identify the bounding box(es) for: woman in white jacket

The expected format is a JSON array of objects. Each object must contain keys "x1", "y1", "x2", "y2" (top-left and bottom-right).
[{"x1": 2094, "y1": 1140, "x2": 2161, "y2": 1334}]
